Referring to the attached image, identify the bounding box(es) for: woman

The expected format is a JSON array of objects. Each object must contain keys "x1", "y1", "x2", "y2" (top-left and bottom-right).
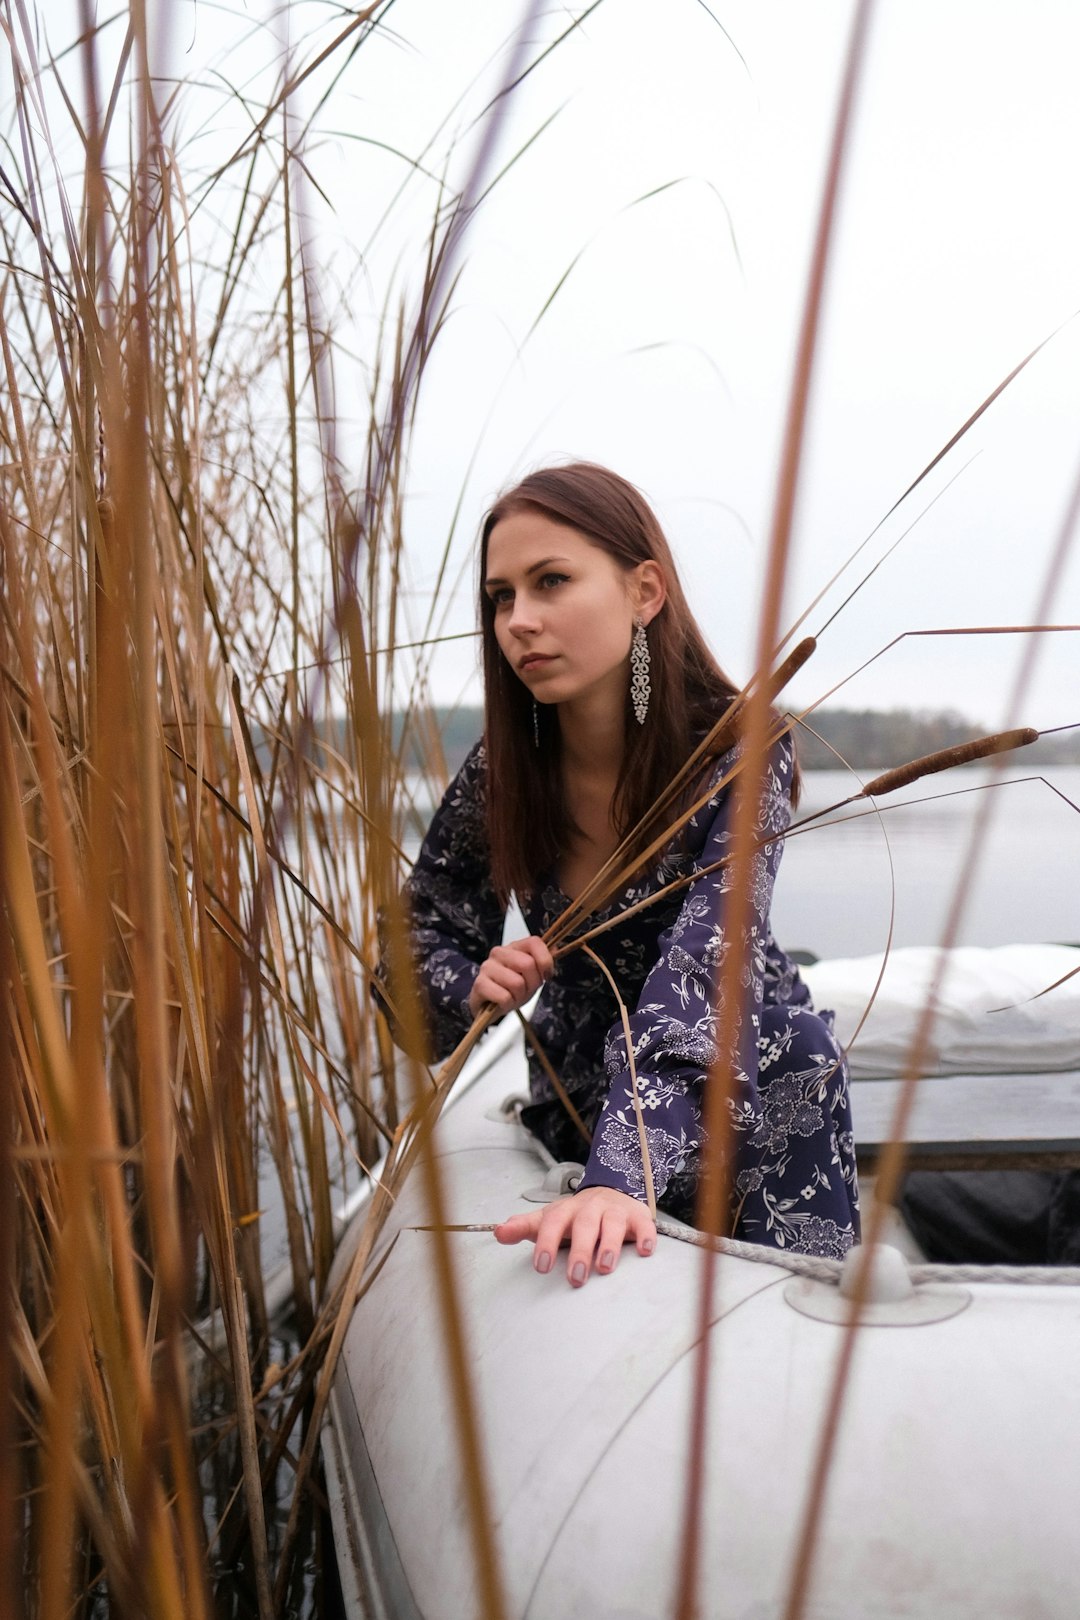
[{"x1": 379, "y1": 463, "x2": 859, "y2": 1287}]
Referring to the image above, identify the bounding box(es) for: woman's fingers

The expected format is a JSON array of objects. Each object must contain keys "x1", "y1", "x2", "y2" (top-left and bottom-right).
[
  {"x1": 503, "y1": 936, "x2": 552, "y2": 997},
  {"x1": 494, "y1": 1189, "x2": 657, "y2": 1285},
  {"x1": 473, "y1": 959, "x2": 528, "y2": 1012},
  {"x1": 531, "y1": 1200, "x2": 576, "y2": 1275},
  {"x1": 493, "y1": 1211, "x2": 541, "y2": 1246},
  {"x1": 470, "y1": 936, "x2": 553, "y2": 1015},
  {"x1": 594, "y1": 1209, "x2": 629, "y2": 1274},
  {"x1": 634, "y1": 1211, "x2": 658, "y2": 1258},
  {"x1": 564, "y1": 1202, "x2": 603, "y2": 1288},
  {"x1": 521, "y1": 934, "x2": 555, "y2": 980}
]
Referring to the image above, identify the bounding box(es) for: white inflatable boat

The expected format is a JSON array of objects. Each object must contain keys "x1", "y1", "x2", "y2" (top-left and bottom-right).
[{"x1": 321, "y1": 945, "x2": 1080, "y2": 1619}]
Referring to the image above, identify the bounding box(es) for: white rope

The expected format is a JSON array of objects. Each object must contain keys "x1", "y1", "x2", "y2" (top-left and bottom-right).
[
  {"x1": 509, "y1": 1114, "x2": 1080, "y2": 1287},
  {"x1": 655, "y1": 1219, "x2": 849, "y2": 1282},
  {"x1": 909, "y1": 1261, "x2": 1080, "y2": 1286},
  {"x1": 655, "y1": 1218, "x2": 1080, "y2": 1287}
]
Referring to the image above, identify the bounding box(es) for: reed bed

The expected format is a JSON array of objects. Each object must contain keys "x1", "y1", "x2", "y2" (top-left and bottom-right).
[
  {"x1": 3, "y1": 3, "x2": 1078, "y2": 1619},
  {"x1": 0, "y1": 1, "x2": 503, "y2": 1610}
]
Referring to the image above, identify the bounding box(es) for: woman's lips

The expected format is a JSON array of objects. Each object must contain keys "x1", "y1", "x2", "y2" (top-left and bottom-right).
[{"x1": 519, "y1": 653, "x2": 556, "y2": 672}]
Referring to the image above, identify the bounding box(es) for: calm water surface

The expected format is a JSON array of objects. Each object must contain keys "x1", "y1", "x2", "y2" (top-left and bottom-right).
[{"x1": 771, "y1": 764, "x2": 1080, "y2": 960}]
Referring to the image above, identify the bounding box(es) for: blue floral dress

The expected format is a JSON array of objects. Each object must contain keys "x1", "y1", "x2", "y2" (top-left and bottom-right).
[{"x1": 381, "y1": 737, "x2": 860, "y2": 1255}]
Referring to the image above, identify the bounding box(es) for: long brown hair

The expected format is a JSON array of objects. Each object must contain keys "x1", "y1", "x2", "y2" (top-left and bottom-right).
[{"x1": 479, "y1": 462, "x2": 782, "y2": 900}]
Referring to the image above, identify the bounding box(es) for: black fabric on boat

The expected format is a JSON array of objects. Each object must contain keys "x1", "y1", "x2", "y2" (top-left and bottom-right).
[
  {"x1": 518, "y1": 1087, "x2": 595, "y2": 1168},
  {"x1": 1048, "y1": 1171, "x2": 1080, "y2": 1265},
  {"x1": 899, "y1": 1171, "x2": 1080, "y2": 1266}
]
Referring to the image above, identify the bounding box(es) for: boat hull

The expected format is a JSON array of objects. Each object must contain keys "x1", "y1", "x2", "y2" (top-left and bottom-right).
[{"x1": 323, "y1": 1030, "x2": 1080, "y2": 1619}]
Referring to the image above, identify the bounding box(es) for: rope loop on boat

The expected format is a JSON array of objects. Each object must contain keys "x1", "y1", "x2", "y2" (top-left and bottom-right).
[
  {"x1": 513, "y1": 1111, "x2": 1080, "y2": 1287},
  {"x1": 654, "y1": 1218, "x2": 1080, "y2": 1286}
]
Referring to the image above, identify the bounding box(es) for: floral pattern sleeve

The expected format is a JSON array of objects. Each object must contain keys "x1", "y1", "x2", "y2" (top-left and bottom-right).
[
  {"x1": 375, "y1": 743, "x2": 506, "y2": 1060},
  {"x1": 577, "y1": 739, "x2": 794, "y2": 1209}
]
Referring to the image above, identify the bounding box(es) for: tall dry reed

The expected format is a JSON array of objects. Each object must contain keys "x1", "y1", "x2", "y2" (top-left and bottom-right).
[
  {"x1": 3, "y1": 4, "x2": 1077, "y2": 1619},
  {"x1": 0, "y1": 1, "x2": 535, "y2": 1610}
]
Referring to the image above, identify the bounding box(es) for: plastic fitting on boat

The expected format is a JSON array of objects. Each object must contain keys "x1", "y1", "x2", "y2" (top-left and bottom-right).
[
  {"x1": 521, "y1": 1162, "x2": 585, "y2": 1203},
  {"x1": 785, "y1": 1243, "x2": 971, "y2": 1327}
]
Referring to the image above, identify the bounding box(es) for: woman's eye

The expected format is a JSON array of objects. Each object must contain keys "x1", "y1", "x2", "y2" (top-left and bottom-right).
[{"x1": 488, "y1": 574, "x2": 566, "y2": 608}]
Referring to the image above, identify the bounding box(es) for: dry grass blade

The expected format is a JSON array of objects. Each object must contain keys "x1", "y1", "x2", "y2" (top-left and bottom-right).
[
  {"x1": 989, "y1": 960, "x2": 1080, "y2": 1011},
  {"x1": 8, "y1": 0, "x2": 1073, "y2": 1612},
  {"x1": 781, "y1": 297, "x2": 1080, "y2": 659},
  {"x1": 2, "y1": 0, "x2": 544, "y2": 1605},
  {"x1": 264, "y1": 12, "x2": 564, "y2": 1613},
  {"x1": 0, "y1": 901, "x2": 20, "y2": 1620},
  {"x1": 671, "y1": 5, "x2": 876, "y2": 1614},
  {"x1": 360, "y1": 663, "x2": 810, "y2": 1210},
  {"x1": 242, "y1": 561, "x2": 818, "y2": 1610},
  {"x1": 581, "y1": 945, "x2": 656, "y2": 1218},
  {"x1": 546, "y1": 637, "x2": 816, "y2": 951},
  {"x1": 813, "y1": 623, "x2": 1080, "y2": 710},
  {"x1": 780, "y1": 404, "x2": 1080, "y2": 1620},
  {"x1": 517, "y1": 1011, "x2": 593, "y2": 1146}
]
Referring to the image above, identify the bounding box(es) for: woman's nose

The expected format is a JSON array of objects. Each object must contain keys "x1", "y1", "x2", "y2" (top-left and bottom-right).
[{"x1": 507, "y1": 594, "x2": 540, "y2": 634}]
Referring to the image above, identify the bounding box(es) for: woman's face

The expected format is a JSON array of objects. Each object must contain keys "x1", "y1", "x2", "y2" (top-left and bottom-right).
[{"x1": 484, "y1": 509, "x2": 649, "y2": 719}]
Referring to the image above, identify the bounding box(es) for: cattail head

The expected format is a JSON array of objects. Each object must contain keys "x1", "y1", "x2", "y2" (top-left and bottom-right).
[{"x1": 859, "y1": 727, "x2": 1039, "y2": 799}]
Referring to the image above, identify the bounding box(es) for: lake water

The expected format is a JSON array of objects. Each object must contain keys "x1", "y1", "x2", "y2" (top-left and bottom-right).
[
  {"x1": 405, "y1": 762, "x2": 1080, "y2": 960},
  {"x1": 770, "y1": 764, "x2": 1080, "y2": 960}
]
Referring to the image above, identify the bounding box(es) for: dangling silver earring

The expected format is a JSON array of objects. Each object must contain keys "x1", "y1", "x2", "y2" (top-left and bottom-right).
[
  {"x1": 532, "y1": 699, "x2": 541, "y2": 747},
  {"x1": 630, "y1": 618, "x2": 651, "y2": 725}
]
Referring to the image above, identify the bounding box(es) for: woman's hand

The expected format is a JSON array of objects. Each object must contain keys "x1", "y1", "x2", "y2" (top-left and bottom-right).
[
  {"x1": 468, "y1": 935, "x2": 553, "y2": 1018},
  {"x1": 494, "y1": 1185, "x2": 656, "y2": 1287}
]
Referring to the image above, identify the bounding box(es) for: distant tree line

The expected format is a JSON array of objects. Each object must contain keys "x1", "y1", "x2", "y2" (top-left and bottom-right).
[
  {"x1": 400, "y1": 705, "x2": 1080, "y2": 775},
  {"x1": 792, "y1": 708, "x2": 1079, "y2": 770}
]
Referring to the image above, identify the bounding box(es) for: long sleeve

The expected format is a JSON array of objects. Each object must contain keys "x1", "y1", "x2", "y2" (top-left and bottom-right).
[
  {"x1": 374, "y1": 742, "x2": 506, "y2": 1061},
  {"x1": 577, "y1": 738, "x2": 794, "y2": 1209}
]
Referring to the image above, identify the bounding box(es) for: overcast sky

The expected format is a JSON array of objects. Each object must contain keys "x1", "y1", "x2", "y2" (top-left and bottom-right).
[{"x1": 87, "y1": 3, "x2": 1080, "y2": 728}]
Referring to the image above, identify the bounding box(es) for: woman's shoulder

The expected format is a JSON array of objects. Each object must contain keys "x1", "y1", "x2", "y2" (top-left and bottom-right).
[
  {"x1": 444, "y1": 738, "x2": 489, "y2": 802},
  {"x1": 415, "y1": 739, "x2": 491, "y2": 870}
]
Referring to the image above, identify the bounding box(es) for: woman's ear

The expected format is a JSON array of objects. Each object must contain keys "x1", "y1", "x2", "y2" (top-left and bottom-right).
[{"x1": 633, "y1": 560, "x2": 667, "y2": 626}]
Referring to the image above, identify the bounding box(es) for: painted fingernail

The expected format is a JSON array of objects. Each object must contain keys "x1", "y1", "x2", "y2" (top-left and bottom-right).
[
  {"x1": 536, "y1": 1251, "x2": 552, "y2": 1274},
  {"x1": 570, "y1": 1262, "x2": 586, "y2": 1285},
  {"x1": 641, "y1": 1238, "x2": 655, "y2": 1255},
  {"x1": 599, "y1": 1251, "x2": 615, "y2": 1272}
]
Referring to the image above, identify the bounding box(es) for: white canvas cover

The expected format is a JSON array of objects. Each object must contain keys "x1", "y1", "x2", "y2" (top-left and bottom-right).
[{"x1": 803, "y1": 943, "x2": 1080, "y2": 1078}]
